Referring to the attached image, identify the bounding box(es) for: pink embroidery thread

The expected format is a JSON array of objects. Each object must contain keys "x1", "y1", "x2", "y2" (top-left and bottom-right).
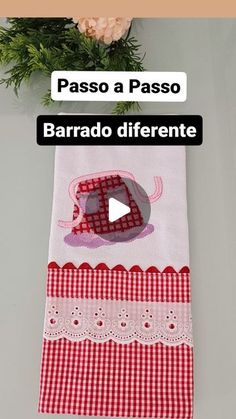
[{"x1": 58, "y1": 170, "x2": 163, "y2": 229}]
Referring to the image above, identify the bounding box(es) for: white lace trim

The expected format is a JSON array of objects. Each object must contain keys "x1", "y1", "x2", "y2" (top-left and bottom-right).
[{"x1": 44, "y1": 298, "x2": 193, "y2": 346}]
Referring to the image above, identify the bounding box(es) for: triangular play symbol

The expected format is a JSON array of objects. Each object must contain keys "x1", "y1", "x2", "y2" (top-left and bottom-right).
[{"x1": 108, "y1": 197, "x2": 131, "y2": 223}]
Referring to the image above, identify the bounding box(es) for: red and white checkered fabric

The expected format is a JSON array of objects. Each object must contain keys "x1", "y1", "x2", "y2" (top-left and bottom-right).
[
  {"x1": 72, "y1": 174, "x2": 143, "y2": 235},
  {"x1": 39, "y1": 264, "x2": 193, "y2": 418},
  {"x1": 39, "y1": 339, "x2": 193, "y2": 418},
  {"x1": 47, "y1": 263, "x2": 191, "y2": 302}
]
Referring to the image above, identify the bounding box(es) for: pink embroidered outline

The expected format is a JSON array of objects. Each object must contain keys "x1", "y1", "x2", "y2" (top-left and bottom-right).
[{"x1": 58, "y1": 170, "x2": 163, "y2": 229}]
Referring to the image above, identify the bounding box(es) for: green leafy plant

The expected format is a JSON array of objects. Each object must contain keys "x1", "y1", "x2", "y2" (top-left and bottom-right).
[{"x1": 0, "y1": 18, "x2": 144, "y2": 114}]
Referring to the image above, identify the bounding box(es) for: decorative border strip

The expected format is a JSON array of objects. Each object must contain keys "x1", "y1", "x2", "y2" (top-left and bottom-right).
[
  {"x1": 44, "y1": 298, "x2": 192, "y2": 346},
  {"x1": 48, "y1": 262, "x2": 190, "y2": 273},
  {"x1": 47, "y1": 263, "x2": 191, "y2": 302}
]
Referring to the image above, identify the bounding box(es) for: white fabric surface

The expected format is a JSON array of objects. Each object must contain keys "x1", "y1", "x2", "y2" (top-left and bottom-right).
[{"x1": 49, "y1": 145, "x2": 189, "y2": 270}]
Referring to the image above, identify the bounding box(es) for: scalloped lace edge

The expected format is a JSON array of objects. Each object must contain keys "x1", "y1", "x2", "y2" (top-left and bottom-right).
[{"x1": 44, "y1": 298, "x2": 193, "y2": 347}]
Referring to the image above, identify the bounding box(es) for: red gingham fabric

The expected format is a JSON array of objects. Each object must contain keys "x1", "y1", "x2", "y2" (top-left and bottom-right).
[
  {"x1": 47, "y1": 265, "x2": 191, "y2": 303},
  {"x1": 39, "y1": 264, "x2": 193, "y2": 418},
  {"x1": 39, "y1": 339, "x2": 193, "y2": 418},
  {"x1": 72, "y1": 175, "x2": 143, "y2": 235}
]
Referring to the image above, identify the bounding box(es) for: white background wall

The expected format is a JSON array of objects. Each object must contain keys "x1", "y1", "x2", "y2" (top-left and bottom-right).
[{"x1": 0, "y1": 18, "x2": 235, "y2": 419}]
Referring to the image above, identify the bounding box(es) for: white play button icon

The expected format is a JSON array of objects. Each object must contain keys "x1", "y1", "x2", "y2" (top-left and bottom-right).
[
  {"x1": 84, "y1": 176, "x2": 152, "y2": 243},
  {"x1": 108, "y1": 197, "x2": 131, "y2": 223}
]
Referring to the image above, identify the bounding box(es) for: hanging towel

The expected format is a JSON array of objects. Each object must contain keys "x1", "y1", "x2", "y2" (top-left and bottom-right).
[{"x1": 38, "y1": 144, "x2": 193, "y2": 419}]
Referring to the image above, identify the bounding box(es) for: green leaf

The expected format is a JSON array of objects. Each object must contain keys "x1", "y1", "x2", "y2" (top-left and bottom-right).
[{"x1": 0, "y1": 18, "x2": 144, "y2": 113}]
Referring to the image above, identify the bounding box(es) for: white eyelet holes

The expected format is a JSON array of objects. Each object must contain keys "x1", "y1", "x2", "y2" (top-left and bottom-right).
[
  {"x1": 117, "y1": 308, "x2": 130, "y2": 330},
  {"x1": 47, "y1": 305, "x2": 62, "y2": 328},
  {"x1": 44, "y1": 298, "x2": 193, "y2": 346},
  {"x1": 94, "y1": 307, "x2": 106, "y2": 328},
  {"x1": 67, "y1": 306, "x2": 83, "y2": 328},
  {"x1": 141, "y1": 308, "x2": 154, "y2": 331},
  {"x1": 165, "y1": 309, "x2": 178, "y2": 333}
]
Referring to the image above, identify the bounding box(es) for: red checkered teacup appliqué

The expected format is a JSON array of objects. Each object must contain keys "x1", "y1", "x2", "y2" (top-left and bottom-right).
[
  {"x1": 58, "y1": 171, "x2": 163, "y2": 248},
  {"x1": 39, "y1": 263, "x2": 193, "y2": 418},
  {"x1": 72, "y1": 175, "x2": 144, "y2": 235}
]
